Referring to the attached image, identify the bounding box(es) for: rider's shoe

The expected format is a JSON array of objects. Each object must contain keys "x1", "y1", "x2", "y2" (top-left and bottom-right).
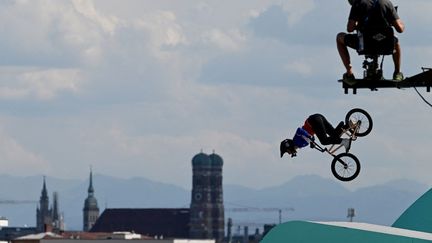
[
  {"x1": 348, "y1": 119, "x2": 355, "y2": 129},
  {"x1": 393, "y1": 71, "x2": 404, "y2": 81},
  {"x1": 336, "y1": 121, "x2": 354, "y2": 135},
  {"x1": 340, "y1": 138, "x2": 351, "y2": 152},
  {"x1": 335, "y1": 121, "x2": 345, "y2": 136}
]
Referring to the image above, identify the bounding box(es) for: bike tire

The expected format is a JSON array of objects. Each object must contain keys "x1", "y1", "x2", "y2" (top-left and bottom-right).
[
  {"x1": 345, "y1": 108, "x2": 373, "y2": 137},
  {"x1": 331, "y1": 153, "x2": 361, "y2": 182}
]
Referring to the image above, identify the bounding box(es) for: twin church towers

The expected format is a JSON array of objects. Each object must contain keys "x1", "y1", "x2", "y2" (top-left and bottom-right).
[{"x1": 190, "y1": 151, "x2": 225, "y2": 241}]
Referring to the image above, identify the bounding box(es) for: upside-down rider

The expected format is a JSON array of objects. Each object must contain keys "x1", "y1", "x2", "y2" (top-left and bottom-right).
[
  {"x1": 280, "y1": 114, "x2": 351, "y2": 158},
  {"x1": 336, "y1": 0, "x2": 405, "y2": 81}
]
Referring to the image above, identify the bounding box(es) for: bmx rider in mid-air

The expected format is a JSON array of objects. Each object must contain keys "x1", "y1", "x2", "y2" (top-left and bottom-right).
[{"x1": 280, "y1": 114, "x2": 351, "y2": 158}]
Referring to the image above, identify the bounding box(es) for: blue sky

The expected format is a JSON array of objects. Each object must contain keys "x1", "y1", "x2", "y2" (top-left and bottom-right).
[{"x1": 0, "y1": 0, "x2": 432, "y2": 190}]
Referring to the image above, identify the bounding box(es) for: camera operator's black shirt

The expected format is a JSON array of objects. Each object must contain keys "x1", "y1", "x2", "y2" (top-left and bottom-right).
[{"x1": 349, "y1": 0, "x2": 399, "y2": 30}]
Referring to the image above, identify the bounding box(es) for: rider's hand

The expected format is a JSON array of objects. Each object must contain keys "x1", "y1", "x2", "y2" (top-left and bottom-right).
[{"x1": 302, "y1": 135, "x2": 314, "y2": 143}]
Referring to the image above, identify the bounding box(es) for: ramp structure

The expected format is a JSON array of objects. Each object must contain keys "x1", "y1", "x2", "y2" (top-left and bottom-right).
[
  {"x1": 262, "y1": 221, "x2": 432, "y2": 243},
  {"x1": 393, "y1": 187, "x2": 432, "y2": 233},
  {"x1": 262, "y1": 187, "x2": 432, "y2": 243}
]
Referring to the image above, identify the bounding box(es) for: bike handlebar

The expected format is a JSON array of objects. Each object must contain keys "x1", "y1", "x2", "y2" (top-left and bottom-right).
[{"x1": 309, "y1": 140, "x2": 327, "y2": 153}]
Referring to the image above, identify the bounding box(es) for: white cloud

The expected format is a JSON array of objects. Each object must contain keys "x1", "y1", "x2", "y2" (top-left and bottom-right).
[
  {"x1": 72, "y1": 0, "x2": 118, "y2": 35},
  {"x1": 201, "y1": 29, "x2": 247, "y2": 51},
  {"x1": 0, "y1": 67, "x2": 82, "y2": 100},
  {"x1": 0, "y1": 127, "x2": 49, "y2": 175},
  {"x1": 77, "y1": 124, "x2": 277, "y2": 187},
  {"x1": 0, "y1": 0, "x2": 432, "y2": 191},
  {"x1": 133, "y1": 11, "x2": 186, "y2": 49}
]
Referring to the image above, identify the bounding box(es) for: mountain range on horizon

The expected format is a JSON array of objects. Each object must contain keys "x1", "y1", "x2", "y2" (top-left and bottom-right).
[{"x1": 0, "y1": 173, "x2": 429, "y2": 231}]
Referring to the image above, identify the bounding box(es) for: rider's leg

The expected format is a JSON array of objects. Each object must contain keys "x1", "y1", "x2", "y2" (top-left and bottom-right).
[
  {"x1": 308, "y1": 114, "x2": 342, "y2": 145},
  {"x1": 336, "y1": 33, "x2": 353, "y2": 75},
  {"x1": 393, "y1": 41, "x2": 402, "y2": 75},
  {"x1": 392, "y1": 37, "x2": 403, "y2": 80},
  {"x1": 334, "y1": 121, "x2": 346, "y2": 136},
  {"x1": 321, "y1": 117, "x2": 351, "y2": 151},
  {"x1": 322, "y1": 117, "x2": 344, "y2": 139}
]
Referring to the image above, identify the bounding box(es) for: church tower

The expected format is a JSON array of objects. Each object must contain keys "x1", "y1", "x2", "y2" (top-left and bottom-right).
[
  {"x1": 208, "y1": 152, "x2": 225, "y2": 241},
  {"x1": 189, "y1": 151, "x2": 224, "y2": 242},
  {"x1": 36, "y1": 177, "x2": 52, "y2": 232},
  {"x1": 52, "y1": 192, "x2": 65, "y2": 231},
  {"x1": 83, "y1": 169, "x2": 99, "y2": 231}
]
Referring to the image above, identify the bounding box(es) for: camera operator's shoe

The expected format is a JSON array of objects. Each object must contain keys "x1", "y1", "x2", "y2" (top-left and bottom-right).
[
  {"x1": 393, "y1": 72, "x2": 404, "y2": 81},
  {"x1": 343, "y1": 73, "x2": 356, "y2": 85}
]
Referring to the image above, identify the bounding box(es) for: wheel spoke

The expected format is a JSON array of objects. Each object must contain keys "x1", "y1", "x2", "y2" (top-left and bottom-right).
[
  {"x1": 352, "y1": 113, "x2": 369, "y2": 133},
  {"x1": 333, "y1": 155, "x2": 358, "y2": 179}
]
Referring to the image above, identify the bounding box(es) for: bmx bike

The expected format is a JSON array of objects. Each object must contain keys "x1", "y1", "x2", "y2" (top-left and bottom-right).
[{"x1": 309, "y1": 108, "x2": 373, "y2": 182}]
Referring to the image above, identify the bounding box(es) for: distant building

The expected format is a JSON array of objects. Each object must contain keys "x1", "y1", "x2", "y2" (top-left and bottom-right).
[
  {"x1": 52, "y1": 192, "x2": 65, "y2": 232},
  {"x1": 229, "y1": 226, "x2": 262, "y2": 243},
  {"x1": 36, "y1": 177, "x2": 53, "y2": 232},
  {"x1": 90, "y1": 208, "x2": 190, "y2": 238},
  {"x1": 90, "y1": 151, "x2": 225, "y2": 242},
  {"x1": 190, "y1": 152, "x2": 225, "y2": 242},
  {"x1": 0, "y1": 217, "x2": 8, "y2": 227},
  {"x1": 83, "y1": 170, "x2": 99, "y2": 231},
  {"x1": 12, "y1": 231, "x2": 215, "y2": 243},
  {"x1": 0, "y1": 226, "x2": 37, "y2": 243},
  {"x1": 36, "y1": 177, "x2": 64, "y2": 233}
]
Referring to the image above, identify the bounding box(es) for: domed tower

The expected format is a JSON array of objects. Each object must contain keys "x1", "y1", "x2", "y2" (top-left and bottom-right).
[
  {"x1": 189, "y1": 151, "x2": 224, "y2": 242},
  {"x1": 83, "y1": 169, "x2": 99, "y2": 231},
  {"x1": 190, "y1": 152, "x2": 212, "y2": 239},
  {"x1": 209, "y1": 152, "x2": 225, "y2": 241}
]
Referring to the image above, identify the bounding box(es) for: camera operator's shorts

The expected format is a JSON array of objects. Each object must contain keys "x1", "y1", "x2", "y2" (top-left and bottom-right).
[{"x1": 344, "y1": 33, "x2": 399, "y2": 51}]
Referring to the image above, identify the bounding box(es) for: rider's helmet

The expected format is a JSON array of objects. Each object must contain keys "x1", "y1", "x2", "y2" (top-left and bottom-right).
[{"x1": 280, "y1": 139, "x2": 297, "y2": 158}]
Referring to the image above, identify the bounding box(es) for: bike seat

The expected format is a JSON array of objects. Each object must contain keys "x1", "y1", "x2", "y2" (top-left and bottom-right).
[{"x1": 357, "y1": 27, "x2": 395, "y2": 56}]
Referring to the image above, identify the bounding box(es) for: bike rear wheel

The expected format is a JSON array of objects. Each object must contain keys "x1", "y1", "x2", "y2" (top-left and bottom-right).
[
  {"x1": 345, "y1": 108, "x2": 373, "y2": 137},
  {"x1": 331, "y1": 153, "x2": 361, "y2": 182}
]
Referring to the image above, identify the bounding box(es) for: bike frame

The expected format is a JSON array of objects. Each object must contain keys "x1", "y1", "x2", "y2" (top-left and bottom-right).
[{"x1": 308, "y1": 121, "x2": 361, "y2": 157}]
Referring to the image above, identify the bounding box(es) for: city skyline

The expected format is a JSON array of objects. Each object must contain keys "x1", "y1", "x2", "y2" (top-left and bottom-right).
[{"x1": 0, "y1": 172, "x2": 428, "y2": 230}]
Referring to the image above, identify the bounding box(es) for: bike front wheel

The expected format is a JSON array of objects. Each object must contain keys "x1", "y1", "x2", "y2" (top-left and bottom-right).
[
  {"x1": 331, "y1": 153, "x2": 361, "y2": 182},
  {"x1": 345, "y1": 108, "x2": 373, "y2": 137}
]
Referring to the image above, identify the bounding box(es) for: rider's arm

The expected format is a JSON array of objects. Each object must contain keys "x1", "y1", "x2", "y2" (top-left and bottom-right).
[
  {"x1": 393, "y1": 19, "x2": 405, "y2": 33},
  {"x1": 293, "y1": 128, "x2": 310, "y2": 148},
  {"x1": 347, "y1": 19, "x2": 357, "y2": 33},
  {"x1": 297, "y1": 128, "x2": 312, "y2": 140},
  {"x1": 347, "y1": 4, "x2": 359, "y2": 33},
  {"x1": 386, "y1": 2, "x2": 404, "y2": 33}
]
